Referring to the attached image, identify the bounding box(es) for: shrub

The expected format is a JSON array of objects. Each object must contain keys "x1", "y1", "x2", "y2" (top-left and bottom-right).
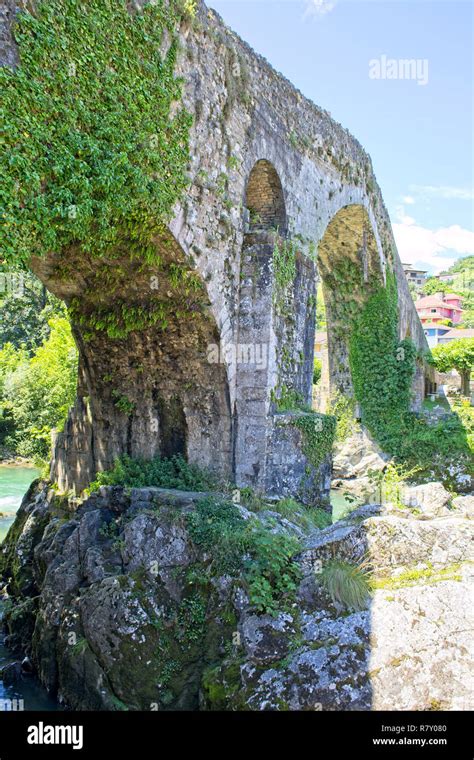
[
  {"x1": 244, "y1": 528, "x2": 301, "y2": 616},
  {"x1": 89, "y1": 454, "x2": 218, "y2": 493}
]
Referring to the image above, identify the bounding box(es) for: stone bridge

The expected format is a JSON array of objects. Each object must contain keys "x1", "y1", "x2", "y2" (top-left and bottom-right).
[{"x1": 1, "y1": 0, "x2": 431, "y2": 503}]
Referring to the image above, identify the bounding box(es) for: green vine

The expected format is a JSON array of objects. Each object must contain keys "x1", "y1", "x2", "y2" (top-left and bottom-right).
[
  {"x1": 70, "y1": 299, "x2": 172, "y2": 340},
  {"x1": 349, "y1": 273, "x2": 417, "y2": 455},
  {"x1": 1, "y1": 0, "x2": 192, "y2": 269},
  {"x1": 271, "y1": 385, "x2": 304, "y2": 412},
  {"x1": 293, "y1": 411, "x2": 337, "y2": 469},
  {"x1": 348, "y1": 278, "x2": 473, "y2": 479}
]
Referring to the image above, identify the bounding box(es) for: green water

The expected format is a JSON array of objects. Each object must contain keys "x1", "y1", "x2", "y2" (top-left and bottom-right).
[
  {"x1": 0, "y1": 465, "x2": 40, "y2": 543},
  {"x1": 330, "y1": 488, "x2": 363, "y2": 522},
  {"x1": 0, "y1": 464, "x2": 59, "y2": 710}
]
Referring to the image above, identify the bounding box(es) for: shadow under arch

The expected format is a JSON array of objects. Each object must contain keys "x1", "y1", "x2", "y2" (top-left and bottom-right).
[{"x1": 30, "y1": 228, "x2": 233, "y2": 493}]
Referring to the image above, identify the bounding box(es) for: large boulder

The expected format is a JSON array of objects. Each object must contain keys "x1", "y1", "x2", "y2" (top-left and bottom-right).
[
  {"x1": 299, "y1": 503, "x2": 473, "y2": 575},
  {"x1": 332, "y1": 429, "x2": 388, "y2": 480},
  {"x1": 227, "y1": 566, "x2": 473, "y2": 711},
  {"x1": 453, "y1": 494, "x2": 474, "y2": 518},
  {"x1": 401, "y1": 481, "x2": 453, "y2": 517}
]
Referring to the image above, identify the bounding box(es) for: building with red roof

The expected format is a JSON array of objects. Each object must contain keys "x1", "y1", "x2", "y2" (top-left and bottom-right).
[{"x1": 415, "y1": 292, "x2": 463, "y2": 326}]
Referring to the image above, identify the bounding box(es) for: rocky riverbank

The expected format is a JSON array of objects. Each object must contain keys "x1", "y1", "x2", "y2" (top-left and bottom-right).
[
  {"x1": 0, "y1": 478, "x2": 472, "y2": 711},
  {"x1": 0, "y1": 448, "x2": 35, "y2": 467},
  {"x1": 332, "y1": 428, "x2": 474, "y2": 500}
]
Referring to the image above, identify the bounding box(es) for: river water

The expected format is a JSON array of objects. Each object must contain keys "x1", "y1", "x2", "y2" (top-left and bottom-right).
[
  {"x1": 0, "y1": 464, "x2": 59, "y2": 711},
  {"x1": 330, "y1": 488, "x2": 362, "y2": 522},
  {"x1": 0, "y1": 466, "x2": 40, "y2": 543}
]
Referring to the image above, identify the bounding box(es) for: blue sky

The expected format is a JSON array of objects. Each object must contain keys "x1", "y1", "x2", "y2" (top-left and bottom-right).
[{"x1": 210, "y1": 0, "x2": 473, "y2": 274}]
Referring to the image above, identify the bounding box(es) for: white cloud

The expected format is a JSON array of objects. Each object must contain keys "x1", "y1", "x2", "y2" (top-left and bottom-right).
[
  {"x1": 408, "y1": 184, "x2": 474, "y2": 201},
  {"x1": 392, "y1": 213, "x2": 474, "y2": 274},
  {"x1": 402, "y1": 195, "x2": 415, "y2": 205},
  {"x1": 435, "y1": 225, "x2": 474, "y2": 252},
  {"x1": 304, "y1": 0, "x2": 337, "y2": 17}
]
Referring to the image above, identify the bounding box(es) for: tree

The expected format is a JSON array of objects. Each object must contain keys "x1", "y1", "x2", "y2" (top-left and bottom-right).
[
  {"x1": 0, "y1": 267, "x2": 67, "y2": 351},
  {"x1": 421, "y1": 277, "x2": 453, "y2": 296},
  {"x1": 0, "y1": 317, "x2": 78, "y2": 460},
  {"x1": 430, "y1": 338, "x2": 474, "y2": 397},
  {"x1": 449, "y1": 255, "x2": 474, "y2": 275}
]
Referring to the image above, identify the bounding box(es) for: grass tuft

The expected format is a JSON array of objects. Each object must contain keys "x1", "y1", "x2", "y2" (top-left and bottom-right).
[{"x1": 319, "y1": 559, "x2": 371, "y2": 611}]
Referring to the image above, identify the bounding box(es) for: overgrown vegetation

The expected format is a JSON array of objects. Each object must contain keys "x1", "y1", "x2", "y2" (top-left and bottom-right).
[
  {"x1": 89, "y1": 454, "x2": 218, "y2": 493},
  {"x1": 1, "y1": 0, "x2": 192, "y2": 269},
  {"x1": 293, "y1": 411, "x2": 337, "y2": 469},
  {"x1": 245, "y1": 528, "x2": 301, "y2": 615},
  {"x1": 187, "y1": 497, "x2": 302, "y2": 616},
  {"x1": 272, "y1": 384, "x2": 310, "y2": 413},
  {"x1": 349, "y1": 273, "x2": 417, "y2": 451},
  {"x1": 348, "y1": 273, "x2": 473, "y2": 480}
]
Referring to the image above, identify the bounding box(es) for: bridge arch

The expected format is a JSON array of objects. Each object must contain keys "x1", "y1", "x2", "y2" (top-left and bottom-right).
[
  {"x1": 316, "y1": 204, "x2": 385, "y2": 404},
  {"x1": 245, "y1": 159, "x2": 287, "y2": 234}
]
